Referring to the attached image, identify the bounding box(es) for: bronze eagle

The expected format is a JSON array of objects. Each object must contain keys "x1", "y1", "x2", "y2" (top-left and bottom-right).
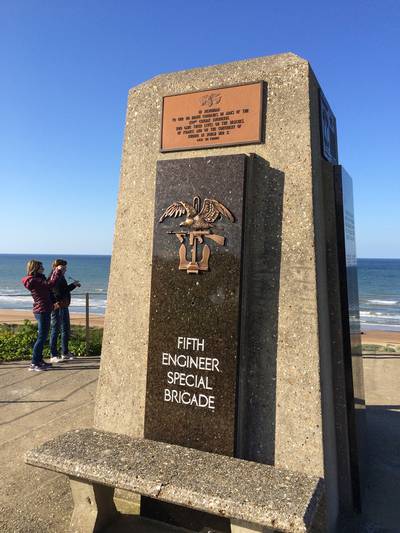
[{"x1": 159, "y1": 196, "x2": 234, "y2": 230}]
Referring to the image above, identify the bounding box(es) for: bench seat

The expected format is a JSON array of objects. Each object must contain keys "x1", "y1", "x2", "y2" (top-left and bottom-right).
[{"x1": 25, "y1": 428, "x2": 324, "y2": 533}]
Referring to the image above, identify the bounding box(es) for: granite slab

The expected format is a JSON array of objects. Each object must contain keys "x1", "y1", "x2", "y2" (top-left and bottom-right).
[{"x1": 145, "y1": 154, "x2": 248, "y2": 456}]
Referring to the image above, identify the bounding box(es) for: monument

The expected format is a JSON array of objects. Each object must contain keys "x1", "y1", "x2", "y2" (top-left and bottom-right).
[{"x1": 88, "y1": 53, "x2": 365, "y2": 531}]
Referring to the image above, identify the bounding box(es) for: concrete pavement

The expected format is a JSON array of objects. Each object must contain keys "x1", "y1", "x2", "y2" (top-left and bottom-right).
[
  {"x1": 0, "y1": 358, "x2": 98, "y2": 532},
  {"x1": 0, "y1": 354, "x2": 399, "y2": 532},
  {"x1": 357, "y1": 354, "x2": 400, "y2": 532}
]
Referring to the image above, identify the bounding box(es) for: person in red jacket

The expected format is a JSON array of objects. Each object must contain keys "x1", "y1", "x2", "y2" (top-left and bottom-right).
[{"x1": 22, "y1": 260, "x2": 64, "y2": 371}]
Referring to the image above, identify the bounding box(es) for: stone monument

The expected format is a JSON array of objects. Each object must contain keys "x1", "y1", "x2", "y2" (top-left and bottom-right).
[{"x1": 94, "y1": 53, "x2": 365, "y2": 531}]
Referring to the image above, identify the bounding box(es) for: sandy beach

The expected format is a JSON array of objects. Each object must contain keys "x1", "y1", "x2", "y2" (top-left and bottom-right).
[
  {"x1": 360, "y1": 329, "x2": 400, "y2": 352},
  {"x1": 0, "y1": 309, "x2": 104, "y2": 327},
  {"x1": 361, "y1": 329, "x2": 400, "y2": 345},
  {"x1": 0, "y1": 309, "x2": 399, "y2": 350}
]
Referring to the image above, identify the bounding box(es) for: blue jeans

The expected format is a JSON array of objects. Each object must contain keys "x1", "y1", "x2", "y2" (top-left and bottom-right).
[
  {"x1": 50, "y1": 308, "x2": 71, "y2": 356},
  {"x1": 32, "y1": 312, "x2": 51, "y2": 365}
]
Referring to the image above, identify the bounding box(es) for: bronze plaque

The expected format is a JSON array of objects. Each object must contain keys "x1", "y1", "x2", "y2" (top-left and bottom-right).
[{"x1": 161, "y1": 82, "x2": 263, "y2": 152}]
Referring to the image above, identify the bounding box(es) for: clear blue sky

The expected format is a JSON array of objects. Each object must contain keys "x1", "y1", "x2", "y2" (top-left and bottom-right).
[{"x1": 0, "y1": 0, "x2": 399, "y2": 257}]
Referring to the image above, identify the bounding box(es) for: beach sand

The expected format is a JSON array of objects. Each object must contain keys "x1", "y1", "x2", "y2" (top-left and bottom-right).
[
  {"x1": 0, "y1": 309, "x2": 104, "y2": 327},
  {"x1": 361, "y1": 329, "x2": 400, "y2": 352},
  {"x1": 361, "y1": 329, "x2": 400, "y2": 345},
  {"x1": 0, "y1": 310, "x2": 399, "y2": 351}
]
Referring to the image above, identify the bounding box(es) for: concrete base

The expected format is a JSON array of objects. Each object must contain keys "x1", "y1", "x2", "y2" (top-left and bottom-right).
[
  {"x1": 114, "y1": 488, "x2": 141, "y2": 515},
  {"x1": 69, "y1": 477, "x2": 118, "y2": 532}
]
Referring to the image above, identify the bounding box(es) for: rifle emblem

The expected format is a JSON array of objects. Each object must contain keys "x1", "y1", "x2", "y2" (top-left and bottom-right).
[{"x1": 159, "y1": 195, "x2": 234, "y2": 274}]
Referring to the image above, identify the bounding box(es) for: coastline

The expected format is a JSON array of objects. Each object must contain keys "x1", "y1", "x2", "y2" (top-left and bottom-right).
[
  {"x1": 0, "y1": 309, "x2": 104, "y2": 328},
  {"x1": 0, "y1": 309, "x2": 399, "y2": 351},
  {"x1": 361, "y1": 329, "x2": 400, "y2": 352},
  {"x1": 361, "y1": 329, "x2": 400, "y2": 344}
]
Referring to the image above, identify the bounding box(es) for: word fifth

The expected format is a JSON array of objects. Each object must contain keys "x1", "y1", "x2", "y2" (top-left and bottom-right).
[{"x1": 177, "y1": 336, "x2": 205, "y2": 351}]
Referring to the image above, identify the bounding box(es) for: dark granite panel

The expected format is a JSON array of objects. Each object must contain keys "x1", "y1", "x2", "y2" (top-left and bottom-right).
[
  {"x1": 144, "y1": 154, "x2": 247, "y2": 454},
  {"x1": 334, "y1": 165, "x2": 366, "y2": 512},
  {"x1": 143, "y1": 155, "x2": 248, "y2": 532},
  {"x1": 320, "y1": 89, "x2": 338, "y2": 165}
]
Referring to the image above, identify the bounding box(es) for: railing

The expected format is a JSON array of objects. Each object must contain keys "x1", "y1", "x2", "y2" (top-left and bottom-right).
[{"x1": 0, "y1": 292, "x2": 105, "y2": 355}]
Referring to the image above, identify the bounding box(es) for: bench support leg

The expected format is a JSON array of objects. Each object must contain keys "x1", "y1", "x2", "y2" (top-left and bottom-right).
[
  {"x1": 69, "y1": 477, "x2": 119, "y2": 532},
  {"x1": 231, "y1": 519, "x2": 273, "y2": 532}
]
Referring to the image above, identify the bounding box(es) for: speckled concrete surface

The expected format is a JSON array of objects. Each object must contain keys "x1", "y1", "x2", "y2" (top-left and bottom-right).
[
  {"x1": 94, "y1": 53, "x2": 327, "y2": 481},
  {"x1": 3, "y1": 352, "x2": 399, "y2": 531},
  {"x1": 26, "y1": 428, "x2": 324, "y2": 533},
  {"x1": 0, "y1": 358, "x2": 99, "y2": 533}
]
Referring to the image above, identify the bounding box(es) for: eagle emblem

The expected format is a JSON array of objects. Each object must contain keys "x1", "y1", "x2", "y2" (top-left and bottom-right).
[
  {"x1": 199, "y1": 93, "x2": 222, "y2": 107},
  {"x1": 159, "y1": 196, "x2": 234, "y2": 229},
  {"x1": 159, "y1": 196, "x2": 234, "y2": 274}
]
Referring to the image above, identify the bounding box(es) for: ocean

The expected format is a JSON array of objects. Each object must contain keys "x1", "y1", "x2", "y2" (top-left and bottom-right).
[
  {"x1": 0, "y1": 254, "x2": 110, "y2": 315},
  {"x1": 358, "y1": 258, "x2": 400, "y2": 331},
  {"x1": 0, "y1": 255, "x2": 399, "y2": 330}
]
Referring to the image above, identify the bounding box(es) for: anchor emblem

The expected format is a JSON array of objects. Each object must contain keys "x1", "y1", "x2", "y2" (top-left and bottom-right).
[{"x1": 159, "y1": 195, "x2": 234, "y2": 274}]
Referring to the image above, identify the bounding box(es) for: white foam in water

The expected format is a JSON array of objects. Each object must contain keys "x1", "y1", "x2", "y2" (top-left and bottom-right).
[
  {"x1": 1, "y1": 289, "x2": 21, "y2": 294},
  {"x1": 0, "y1": 295, "x2": 32, "y2": 305},
  {"x1": 360, "y1": 311, "x2": 400, "y2": 319},
  {"x1": 0, "y1": 295, "x2": 106, "y2": 315},
  {"x1": 361, "y1": 315, "x2": 400, "y2": 322},
  {"x1": 70, "y1": 297, "x2": 107, "y2": 307},
  {"x1": 367, "y1": 299, "x2": 399, "y2": 305},
  {"x1": 360, "y1": 322, "x2": 400, "y2": 331},
  {"x1": 69, "y1": 296, "x2": 107, "y2": 314}
]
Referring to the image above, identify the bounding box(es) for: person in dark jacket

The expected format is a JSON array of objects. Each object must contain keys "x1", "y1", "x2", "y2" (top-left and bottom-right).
[
  {"x1": 22, "y1": 260, "x2": 64, "y2": 371},
  {"x1": 49, "y1": 259, "x2": 80, "y2": 362}
]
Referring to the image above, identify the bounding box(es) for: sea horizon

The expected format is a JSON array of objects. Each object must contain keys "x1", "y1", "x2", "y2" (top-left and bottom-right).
[
  {"x1": 0, "y1": 254, "x2": 110, "y2": 315},
  {"x1": 2, "y1": 252, "x2": 400, "y2": 259},
  {"x1": 0, "y1": 254, "x2": 399, "y2": 330},
  {"x1": 0, "y1": 253, "x2": 111, "y2": 257}
]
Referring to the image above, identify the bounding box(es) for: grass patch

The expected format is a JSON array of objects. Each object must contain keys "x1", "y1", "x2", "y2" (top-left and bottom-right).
[
  {"x1": 0, "y1": 321, "x2": 102, "y2": 361},
  {"x1": 362, "y1": 343, "x2": 399, "y2": 354}
]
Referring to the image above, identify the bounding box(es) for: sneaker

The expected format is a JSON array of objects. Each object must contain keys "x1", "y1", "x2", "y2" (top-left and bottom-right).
[
  {"x1": 29, "y1": 364, "x2": 47, "y2": 372},
  {"x1": 39, "y1": 361, "x2": 52, "y2": 368},
  {"x1": 61, "y1": 352, "x2": 74, "y2": 360},
  {"x1": 50, "y1": 356, "x2": 64, "y2": 363}
]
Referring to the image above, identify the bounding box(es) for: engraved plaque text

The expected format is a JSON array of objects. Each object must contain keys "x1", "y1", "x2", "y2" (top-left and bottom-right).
[{"x1": 161, "y1": 82, "x2": 263, "y2": 152}]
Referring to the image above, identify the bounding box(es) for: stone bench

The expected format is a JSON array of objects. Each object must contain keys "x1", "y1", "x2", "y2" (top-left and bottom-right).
[{"x1": 25, "y1": 429, "x2": 325, "y2": 533}]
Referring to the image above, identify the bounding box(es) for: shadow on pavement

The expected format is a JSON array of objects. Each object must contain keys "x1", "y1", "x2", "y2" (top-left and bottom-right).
[{"x1": 356, "y1": 405, "x2": 400, "y2": 532}]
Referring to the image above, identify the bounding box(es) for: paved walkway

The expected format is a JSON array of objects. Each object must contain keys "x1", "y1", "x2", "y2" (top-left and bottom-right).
[
  {"x1": 0, "y1": 358, "x2": 99, "y2": 532},
  {"x1": 358, "y1": 354, "x2": 400, "y2": 532},
  {"x1": 0, "y1": 355, "x2": 399, "y2": 532}
]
